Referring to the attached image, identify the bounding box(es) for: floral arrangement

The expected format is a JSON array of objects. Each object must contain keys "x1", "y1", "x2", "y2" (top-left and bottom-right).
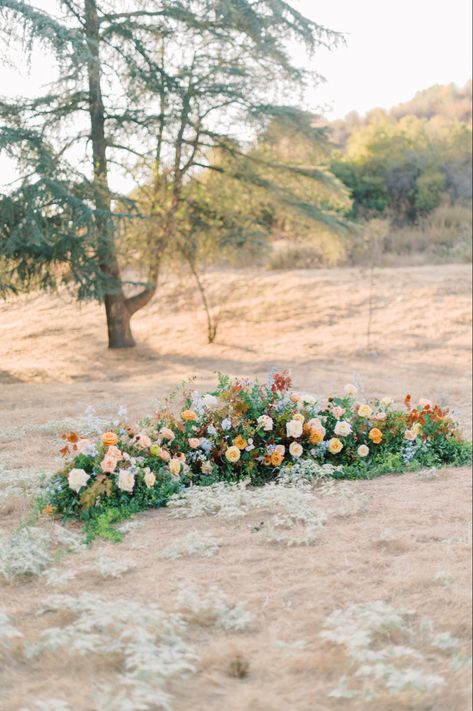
[{"x1": 40, "y1": 370, "x2": 471, "y2": 533}]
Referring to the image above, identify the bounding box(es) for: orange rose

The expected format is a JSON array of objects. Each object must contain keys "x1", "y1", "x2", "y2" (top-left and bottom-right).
[
  {"x1": 102, "y1": 431, "x2": 118, "y2": 447},
  {"x1": 271, "y1": 452, "x2": 284, "y2": 467},
  {"x1": 369, "y1": 428, "x2": 383, "y2": 444},
  {"x1": 181, "y1": 409, "x2": 197, "y2": 422},
  {"x1": 233, "y1": 435, "x2": 247, "y2": 450}
]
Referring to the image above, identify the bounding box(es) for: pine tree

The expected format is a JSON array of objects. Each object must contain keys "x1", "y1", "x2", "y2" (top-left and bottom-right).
[{"x1": 0, "y1": 0, "x2": 342, "y2": 347}]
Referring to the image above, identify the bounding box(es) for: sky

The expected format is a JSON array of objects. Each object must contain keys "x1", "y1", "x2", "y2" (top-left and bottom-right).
[{"x1": 1, "y1": 0, "x2": 471, "y2": 189}]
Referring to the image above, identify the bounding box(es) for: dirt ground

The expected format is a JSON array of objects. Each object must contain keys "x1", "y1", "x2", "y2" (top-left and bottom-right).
[{"x1": 0, "y1": 263, "x2": 472, "y2": 711}]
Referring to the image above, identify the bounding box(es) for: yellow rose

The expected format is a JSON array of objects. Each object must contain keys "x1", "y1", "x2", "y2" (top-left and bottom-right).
[
  {"x1": 328, "y1": 438, "x2": 343, "y2": 455},
  {"x1": 150, "y1": 444, "x2": 161, "y2": 457},
  {"x1": 368, "y1": 428, "x2": 383, "y2": 444},
  {"x1": 225, "y1": 446, "x2": 241, "y2": 463},
  {"x1": 233, "y1": 435, "x2": 248, "y2": 450},
  {"x1": 102, "y1": 431, "x2": 118, "y2": 447},
  {"x1": 181, "y1": 410, "x2": 197, "y2": 422},
  {"x1": 169, "y1": 459, "x2": 181, "y2": 476},
  {"x1": 358, "y1": 404, "x2": 373, "y2": 418}
]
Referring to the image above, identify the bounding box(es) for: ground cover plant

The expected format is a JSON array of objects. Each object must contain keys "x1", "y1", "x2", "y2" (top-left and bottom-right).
[{"x1": 39, "y1": 370, "x2": 471, "y2": 536}]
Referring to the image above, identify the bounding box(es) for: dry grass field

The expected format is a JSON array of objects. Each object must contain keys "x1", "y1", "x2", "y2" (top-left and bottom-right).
[{"x1": 0, "y1": 263, "x2": 472, "y2": 711}]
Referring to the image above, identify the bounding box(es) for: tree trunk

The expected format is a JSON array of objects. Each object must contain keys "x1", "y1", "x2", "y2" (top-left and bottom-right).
[{"x1": 84, "y1": 0, "x2": 135, "y2": 348}]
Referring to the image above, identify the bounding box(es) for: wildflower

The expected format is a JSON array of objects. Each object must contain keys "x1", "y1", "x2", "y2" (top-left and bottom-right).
[
  {"x1": 271, "y1": 452, "x2": 284, "y2": 466},
  {"x1": 160, "y1": 427, "x2": 175, "y2": 442},
  {"x1": 233, "y1": 435, "x2": 248, "y2": 450},
  {"x1": 369, "y1": 428, "x2": 383, "y2": 444},
  {"x1": 344, "y1": 384, "x2": 358, "y2": 397},
  {"x1": 169, "y1": 459, "x2": 182, "y2": 477},
  {"x1": 207, "y1": 424, "x2": 218, "y2": 436},
  {"x1": 144, "y1": 470, "x2": 156, "y2": 488},
  {"x1": 101, "y1": 431, "x2": 118, "y2": 447},
  {"x1": 328, "y1": 438, "x2": 343, "y2": 455},
  {"x1": 257, "y1": 415, "x2": 274, "y2": 431},
  {"x1": 334, "y1": 421, "x2": 352, "y2": 437},
  {"x1": 149, "y1": 444, "x2": 161, "y2": 457},
  {"x1": 357, "y1": 444, "x2": 369, "y2": 457},
  {"x1": 225, "y1": 446, "x2": 241, "y2": 464},
  {"x1": 381, "y1": 397, "x2": 394, "y2": 407},
  {"x1": 42, "y1": 504, "x2": 55, "y2": 515},
  {"x1": 358, "y1": 404, "x2": 373, "y2": 418},
  {"x1": 289, "y1": 442, "x2": 303, "y2": 458},
  {"x1": 419, "y1": 398, "x2": 433, "y2": 410},
  {"x1": 134, "y1": 433, "x2": 152, "y2": 449},
  {"x1": 117, "y1": 470, "x2": 135, "y2": 493},
  {"x1": 286, "y1": 419, "x2": 303, "y2": 438},
  {"x1": 181, "y1": 409, "x2": 197, "y2": 422},
  {"x1": 332, "y1": 406, "x2": 345, "y2": 419},
  {"x1": 188, "y1": 438, "x2": 201, "y2": 449}
]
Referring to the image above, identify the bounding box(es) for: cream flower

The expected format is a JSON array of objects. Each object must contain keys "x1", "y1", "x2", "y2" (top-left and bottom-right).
[
  {"x1": 188, "y1": 438, "x2": 201, "y2": 449},
  {"x1": 375, "y1": 411, "x2": 387, "y2": 421},
  {"x1": 404, "y1": 429, "x2": 417, "y2": 441},
  {"x1": 169, "y1": 459, "x2": 182, "y2": 477},
  {"x1": 67, "y1": 468, "x2": 90, "y2": 493},
  {"x1": 257, "y1": 415, "x2": 273, "y2": 431},
  {"x1": 358, "y1": 404, "x2": 373, "y2": 418},
  {"x1": 381, "y1": 397, "x2": 394, "y2": 408},
  {"x1": 274, "y1": 444, "x2": 286, "y2": 456},
  {"x1": 357, "y1": 444, "x2": 370, "y2": 458},
  {"x1": 144, "y1": 469, "x2": 156, "y2": 488},
  {"x1": 225, "y1": 446, "x2": 241, "y2": 463},
  {"x1": 332, "y1": 406, "x2": 345, "y2": 419},
  {"x1": 286, "y1": 419, "x2": 303, "y2": 438},
  {"x1": 117, "y1": 470, "x2": 135, "y2": 493},
  {"x1": 328, "y1": 438, "x2": 343, "y2": 455},
  {"x1": 308, "y1": 418, "x2": 324, "y2": 431},
  {"x1": 201, "y1": 461, "x2": 213, "y2": 474},
  {"x1": 344, "y1": 384, "x2": 358, "y2": 397},
  {"x1": 289, "y1": 442, "x2": 303, "y2": 458},
  {"x1": 334, "y1": 420, "x2": 352, "y2": 437}
]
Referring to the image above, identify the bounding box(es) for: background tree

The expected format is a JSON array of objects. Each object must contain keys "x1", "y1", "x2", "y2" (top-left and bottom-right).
[{"x1": 0, "y1": 0, "x2": 342, "y2": 347}]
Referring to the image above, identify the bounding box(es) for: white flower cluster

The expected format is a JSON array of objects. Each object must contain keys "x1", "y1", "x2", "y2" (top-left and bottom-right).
[
  {"x1": 0, "y1": 525, "x2": 83, "y2": 580},
  {"x1": 160, "y1": 532, "x2": 222, "y2": 559},
  {"x1": 320, "y1": 600, "x2": 465, "y2": 698},
  {"x1": 26, "y1": 593, "x2": 197, "y2": 711},
  {"x1": 177, "y1": 586, "x2": 253, "y2": 631}
]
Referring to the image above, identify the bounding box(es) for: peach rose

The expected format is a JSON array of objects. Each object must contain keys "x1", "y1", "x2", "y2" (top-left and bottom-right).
[
  {"x1": 107, "y1": 445, "x2": 123, "y2": 461},
  {"x1": 188, "y1": 438, "x2": 201, "y2": 449},
  {"x1": 160, "y1": 427, "x2": 175, "y2": 442},
  {"x1": 101, "y1": 455, "x2": 118, "y2": 474},
  {"x1": 357, "y1": 444, "x2": 370, "y2": 457},
  {"x1": 134, "y1": 433, "x2": 152, "y2": 449},
  {"x1": 404, "y1": 429, "x2": 417, "y2": 441},
  {"x1": 270, "y1": 452, "x2": 284, "y2": 467},
  {"x1": 160, "y1": 449, "x2": 171, "y2": 462},
  {"x1": 332, "y1": 406, "x2": 345, "y2": 419},
  {"x1": 181, "y1": 409, "x2": 197, "y2": 422}
]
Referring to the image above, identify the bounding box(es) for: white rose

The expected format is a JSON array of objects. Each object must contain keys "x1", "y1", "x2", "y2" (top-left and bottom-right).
[
  {"x1": 334, "y1": 420, "x2": 352, "y2": 437},
  {"x1": 298, "y1": 392, "x2": 317, "y2": 405},
  {"x1": 257, "y1": 415, "x2": 274, "y2": 431},
  {"x1": 202, "y1": 394, "x2": 220, "y2": 410},
  {"x1": 286, "y1": 419, "x2": 303, "y2": 438},
  {"x1": 357, "y1": 445, "x2": 370, "y2": 457},
  {"x1": 67, "y1": 468, "x2": 90, "y2": 493},
  {"x1": 144, "y1": 470, "x2": 156, "y2": 488},
  {"x1": 289, "y1": 442, "x2": 303, "y2": 458},
  {"x1": 117, "y1": 470, "x2": 135, "y2": 493}
]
